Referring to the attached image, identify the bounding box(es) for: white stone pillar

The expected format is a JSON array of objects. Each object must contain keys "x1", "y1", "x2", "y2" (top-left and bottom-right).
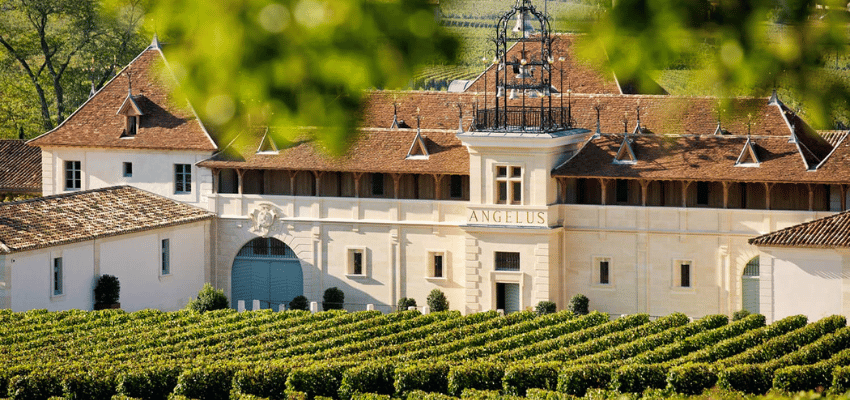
[
  {"x1": 279, "y1": 304, "x2": 286, "y2": 312},
  {"x1": 253, "y1": 300, "x2": 261, "y2": 310},
  {"x1": 237, "y1": 300, "x2": 245, "y2": 312},
  {"x1": 310, "y1": 301, "x2": 319, "y2": 313},
  {"x1": 422, "y1": 305, "x2": 431, "y2": 315},
  {"x1": 408, "y1": 306, "x2": 417, "y2": 311},
  {"x1": 367, "y1": 304, "x2": 375, "y2": 311}
]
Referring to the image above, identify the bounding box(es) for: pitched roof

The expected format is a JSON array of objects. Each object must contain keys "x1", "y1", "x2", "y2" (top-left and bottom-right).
[
  {"x1": 750, "y1": 210, "x2": 850, "y2": 248},
  {"x1": 0, "y1": 140, "x2": 41, "y2": 194},
  {"x1": 0, "y1": 186, "x2": 214, "y2": 254},
  {"x1": 28, "y1": 44, "x2": 217, "y2": 152},
  {"x1": 552, "y1": 133, "x2": 850, "y2": 184},
  {"x1": 198, "y1": 127, "x2": 469, "y2": 175}
]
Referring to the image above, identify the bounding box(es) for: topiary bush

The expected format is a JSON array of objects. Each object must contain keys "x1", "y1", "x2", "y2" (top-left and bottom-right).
[
  {"x1": 535, "y1": 301, "x2": 557, "y2": 316},
  {"x1": 567, "y1": 294, "x2": 589, "y2": 315},
  {"x1": 398, "y1": 298, "x2": 418, "y2": 311},
  {"x1": 732, "y1": 310, "x2": 751, "y2": 321},
  {"x1": 290, "y1": 295, "x2": 309, "y2": 311},
  {"x1": 666, "y1": 363, "x2": 717, "y2": 395},
  {"x1": 323, "y1": 287, "x2": 345, "y2": 311},
  {"x1": 427, "y1": 289, "x2": 449, "y2": 312},
  {"x1": 93, "y1": 274, "x2": 120, "y2": 308},
  {"x1": 186, "y1": 283, "x2": 229, "y2": 313}
]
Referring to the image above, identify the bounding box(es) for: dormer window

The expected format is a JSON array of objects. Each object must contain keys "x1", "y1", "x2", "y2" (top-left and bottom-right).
[
  {"x1": 126, "y1": 115, "x2": 138, "y2": 136},
  {"x1": 117, "y1": 90, "x2": 144, "y2": 138}
]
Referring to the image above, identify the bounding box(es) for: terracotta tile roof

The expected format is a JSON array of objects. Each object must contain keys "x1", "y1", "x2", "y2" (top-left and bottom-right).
[
  {"x1": 0, "y1": 140, "x2": 41, "y2": 193},
  {"x1": 464, "y1": 34, "x2": 624, "y2": 95},
  {"x1": 0, "y1": 186, "x2": 214, "y2": 254},
  {"x1": 198, "y1": 127, "x2": 469, "y2": 175},
  {"x1": 362, "y1": 91, "x2": 794, "y2": 137},
  {"x1": 552, "y1": 133, "x2": 850, "y2": 184},
  {"x1": 750, "y1": 210, "x2": 850, "y2": 248},
  {"x1": 28, "y1": 45, "x2": 218, "y2": 152}
]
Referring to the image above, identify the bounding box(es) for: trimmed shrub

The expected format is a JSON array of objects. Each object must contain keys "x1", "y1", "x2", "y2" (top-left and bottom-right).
[
  {"x1": 717, "y1": 365, "x2": 773, "y2": 394},
  {"x1": 351, "y1": 393, "x2": 392, "y2": 400},
  {"x1": 94, "y1": 274, "x2": 121, "y2": 307},
  {"x1": 323, "y1": 287, "x2": 345, "y2": 311},
  {"x1": 398, "y1": 298, "x2": 418, "y2": 311},
  {"x1": 609, "y1": 364, "x2": 668, "y2": 393},
  {"x1": 287, "y1": 391, "x2": 309, "y2": 400},
  {"x1": 173, "y1": 364, "x2": 238, "y2": 400},
  {"x1": 339, "y1": 362, "x2": 396, "y2": 400},
  {"x1": 427, "y1": 289, "x2": 450, "y2": 312},
  {"x1": 406, "y1": 390, "x2": 429, "y2": 400},
  {"x1": 186, "y1": 283, "x2": 229, "y2": 313},
  {"x1": 772, "y1": 363, "x2": 833, "y2": 393},
  {"x1": 290, "y1": 295, "x2": 309, "y2": 311},
  {"x1": 666, "y1": 363, "x2": 716, "y2": 395},
  {"x1": 567, "y1": 294, "x2": 589, "y2": 315},
  {"x1": 556, "y1": 364, "x2": 613, "y2": 397},
  {"x1": 63, "y1": 369, "x2": 117, "y2": 400},
  {"x1": 447, "y1": 362, "x2": 504, "y2": 396},
  {"x1": 286, "y1": 363, "x2": 347, "y2": 399},
  {"x1": 232, "y1": 363, "x2": 291, "y2": 399},
  {"x1": 502, "y1": 362, "x2": 561, "y2": 396},
  {"x1": 0, "y1": 366, "x2": 33, "y2": 399},
  {"x1": 732, "y1": 310, "x2": 751, "y2": 321},
  {"x1": 525, "y1": 388, "x2": 573, "y2": 400},
  {"x1": 395, "y1": 363, "x2": 452, "y2": 396},
  {"x1": 535, "y1": 301, "x2": 557, "y2": 316},
  {"x1": 116, "y1": 365, "x2": 181, "y2": 400},
  {"x1": 8, "y1": 371, "x2": 62, "y2": 400}
]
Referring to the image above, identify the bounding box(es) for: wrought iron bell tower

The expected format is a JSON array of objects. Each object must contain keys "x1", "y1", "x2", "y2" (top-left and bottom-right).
[{"x1": 474, "y1": 0, "x2": 569, "y2": 133}]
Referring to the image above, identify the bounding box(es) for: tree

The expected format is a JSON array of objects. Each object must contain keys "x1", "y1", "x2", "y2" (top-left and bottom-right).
[
  {"x1": 151, "y1": 0, "x2": 459, "y2": 155},
  {"x1": 0, "y1": 0, "x2": 149, "y2": 136},
  {"x1": 586, "y1": 0, "x2": 850, "y2": 128},
  {"x1": 93, "y1": 274, "x2": 120, "y2": 308},
  {"x1": 289, "y1": 295, "x2": 308, "y2": 311},
  {"x1": 186, "y1": 283, "x2": 229, "y2": 313},
  {"x1": 397, "y1": 297, "x2": 417, "y2": 311},
  {"x1": 567, "y1": 294, "x2": 589, "y2": 315},
  {"x1": 322, "y1": 287, "x2": 345, "y2": 311}
]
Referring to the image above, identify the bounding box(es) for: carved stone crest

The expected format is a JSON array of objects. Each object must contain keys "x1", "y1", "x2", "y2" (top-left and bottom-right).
[{"x1": 249, "y1": 204, "x2": 279, "y2": 237}]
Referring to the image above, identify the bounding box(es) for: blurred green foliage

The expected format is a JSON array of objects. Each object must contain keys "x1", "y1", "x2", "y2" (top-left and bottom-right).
[
  {"x1": 152, "y1": 0, "x2": 459, "y2": 155},
  {"x1": 587, "y1": 0, "x2": 850, "y2": 128}
]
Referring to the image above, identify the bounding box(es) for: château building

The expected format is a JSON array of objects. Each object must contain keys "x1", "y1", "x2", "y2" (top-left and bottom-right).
[{"x1": 1, "y1": 0, "x2": 848, "y2": 321}]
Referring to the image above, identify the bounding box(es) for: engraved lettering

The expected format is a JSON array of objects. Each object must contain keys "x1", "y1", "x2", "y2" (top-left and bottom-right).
[
  {"x1": 537, "y1": 212, "x2": 545, "y2": 224},
  {"x1": 494, "y1": 211, "x2": 502, "y2": 222},
  {"x1": 482, "y1": 210, "x2": 490, "y2": 222},
  {"x1": 469, "y1": 211, "x2": 478, "y2": 222}
]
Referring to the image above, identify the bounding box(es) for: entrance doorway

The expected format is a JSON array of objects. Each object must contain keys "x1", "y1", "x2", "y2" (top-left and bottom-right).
[
  {"x1": 231, "y1": 237, "x2": 303, "y2": 310},
  {"x1": 496, "y1": 282, "x2": 520, "y2": 314},
  {"x1": 742, "y1": 256, "x2": 760, "y2": 314}
]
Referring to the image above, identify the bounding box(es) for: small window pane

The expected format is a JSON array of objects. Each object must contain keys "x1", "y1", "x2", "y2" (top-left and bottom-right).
[
  {"x1": 497, "y1": 166, "x2": 507, "y2": 177},
  {"x1": 123, "y1": 162, "x2": 133, "y2": 177},
  {"x1": 498, "y1": 182, "x2": 507, "y2": 203},
  {"x1": 175, "y1": 164, "x2": 191, "y2": 193},
  {"x1": 161, "y1": 239, "x2": 170, "y2": 275},
  {"x1": 53, "y1": 258, "x2": 63, "y2": 295},
  {"x1": 681, "y1": 263, "x2": 691, "y2": 287},
  {"x1": 434, "y1": 254, "x2": 443, "y2": 278},
  {"x1": 353, "y1": 251, "x2": 363, "y2": 275},
  {"x1": 512, "y1": 181, "x2": 521, "y2": 203},
  {"x1": 511, "y1": 167, "x2": 522, "y2": 177},
  {"x1": 600, "y1": 261, "x2": 609, "y2": 284},
  {"x1": 495, "y1": 251, "x2": 520, "y2": 271}
]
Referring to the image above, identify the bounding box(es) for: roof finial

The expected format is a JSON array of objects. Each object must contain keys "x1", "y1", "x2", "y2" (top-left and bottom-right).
[
  {"x1": 457, "y1": 102, "x2": 464, "y2": 133},
  {"x1": 127, "y1": 68, "x2": 132, "y2": 96},
  {"x1": 150, "y1": 33, "x2": 161, "y2": 50},
  {"x1": 633, "y1": 103, "x2": 642, "y2": 134},
  {"x1": 768, "y1": 88, "x2": 779, "y2": 106},
  {"x1": 416, "y1": 107, "x2": 421, "y2": 134},
  {"x1": 593, "y1": 98, "x2": 602, "y2": 138},
  {"x1": 747, "y1": 113, "x2": 752, "y2": 137},
  {"x1": 390, "y1": 101, "x2": 399, "y2": 129}
]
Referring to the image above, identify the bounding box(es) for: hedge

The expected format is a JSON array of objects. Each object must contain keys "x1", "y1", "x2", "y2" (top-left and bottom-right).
[
  {"x1": 447, "y1": 362, "x2": 504, "y2": 396},
  {"x1": 395, "y1": 363, "x2": 452, "y2": 396},
  {"x1": 286, "y1": 363, "x2": 349, "y2": 400},
  {"x1": 716, "y1": 364, "x2": 773, "y2": 394},
  {"x1": 339, "y1": 362, "x2": 397, "y2": 400},
  {"x1": 608, "y1": 364, "x2": 668, "y2": 393},
  {"x1": 116, "y1": 365, "x2": 182, "y2": 400},
  {"x1": 62, "y1": 368, "x2": 118, "y2": 400},
  {"x1": 173, "y1": 364, "x2": 239, "y2": 400},
  {"x1": 666, "y1": 363, "x2": 716, "y2": 395},
  {"x1": 7, "y1": 371, "x2": 62, "y2": 400},
  {"x1": 556, "y1": 364, "x2": 613, "y2": 397},
  {"x1": 718, "y1": 315, "x2": 845, "y2": 367},
  {"x1": 502, "y1": 362, "x2": 562, "y2": 396},
  {"x1": 231, "y1": 363, "x2": 291, "y2": 399}
]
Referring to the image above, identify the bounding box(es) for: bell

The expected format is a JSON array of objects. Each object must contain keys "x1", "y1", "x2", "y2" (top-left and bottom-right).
[
  {"x1": 508, "y1": 89, "x2": 518, "y2": 99},
  {"x1": 511, "y1": 12, "x2": 535, "y2": 37},
  {"x1": 496, "y1": 86, "x2": 505, "y2": 98}
]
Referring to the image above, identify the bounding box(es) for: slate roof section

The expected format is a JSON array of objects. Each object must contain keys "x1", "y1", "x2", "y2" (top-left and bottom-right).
[
  {"x1": 552, "y1": 133, "x2": 850, "y2": 184},
  {"x1": 0, "y1": 140, "x2": 41, "y2": 193},
  {"x1": 750, "y1": 211, "x2": 850, "y2": 248},
  {"x1": 28, "y1": 44, "x2": 217, "y2": 152},
  {"x1": 199, "y1": 128, "x2": 469, "y2": 175},
  {"x1": 0, "y1": 186, "x2": 214, "y2": 254}
]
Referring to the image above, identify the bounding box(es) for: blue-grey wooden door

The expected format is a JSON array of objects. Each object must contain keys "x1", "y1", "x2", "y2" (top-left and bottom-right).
[{"x1": 231, "y1": 237, "x2": 302, "y2": 310}]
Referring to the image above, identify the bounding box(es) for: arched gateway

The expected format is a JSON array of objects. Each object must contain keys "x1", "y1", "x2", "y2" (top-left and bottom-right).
[{"x1": 231, "y1": 237, "x2": 303, "y2": 310}]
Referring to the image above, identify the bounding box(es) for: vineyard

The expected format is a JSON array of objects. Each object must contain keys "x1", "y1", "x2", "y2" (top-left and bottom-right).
[{"x1": 2, "y1": 308, "x2": 850, "y2": 400}]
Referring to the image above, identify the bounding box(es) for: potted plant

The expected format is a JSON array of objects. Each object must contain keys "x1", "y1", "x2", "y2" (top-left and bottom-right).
[{"x1": 93, "y1": 274, "x2": 121, "y2": 310}]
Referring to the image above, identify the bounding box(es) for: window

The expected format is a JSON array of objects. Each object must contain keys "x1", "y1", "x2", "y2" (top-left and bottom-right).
[
  {"x1": 495, "y1": 251, "x2": 520, "y2": 271},
  {"x1": 450, "y1": 175, "x2": 463, "y2": 199},
  {"x1": 347, "y1": 248, "x2": 366, "y2": 276},
  {"x1": 599, "y1": 260, "x2": 610, "y2": 284},
  {"x1": 697, "y1": 182, "x2": 709, "y2": 206},
  {"x1": 175, "y1": 164, "x2": 191, "y2": 194},
  {"x1": 371, "y1": 173, "x2": 384, "y2": 196},
  {"x1": 127, "y1": 115, "x2": 138, "y2": 136},
  {"x1": 65, "y1": 160, "x2": 81, "y2": 190},
  {"x1": 161, "y1": 239, "x2": 170, "y2": 275},
  {"x1": 123, "y1": 162, "x2": 133, "y2": 178},
  {"x1": 428, "y1": 251, "x2": 446, "y2": 278},
  {"x1": 496, "y1": 166, "x2": 522, "y2": 204},
  {"x1": 616, "y1": 180, "x2": 628, "y2": 203},
  {"x1": 433, "y1": 254, "x2": 443, "y2": 278},
  {"x1": 52, "y1": 257, "x2": 63, "y2": 296},
  {"x1": 680, "y1": 262, "x2": 691, "y2": 288}
]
